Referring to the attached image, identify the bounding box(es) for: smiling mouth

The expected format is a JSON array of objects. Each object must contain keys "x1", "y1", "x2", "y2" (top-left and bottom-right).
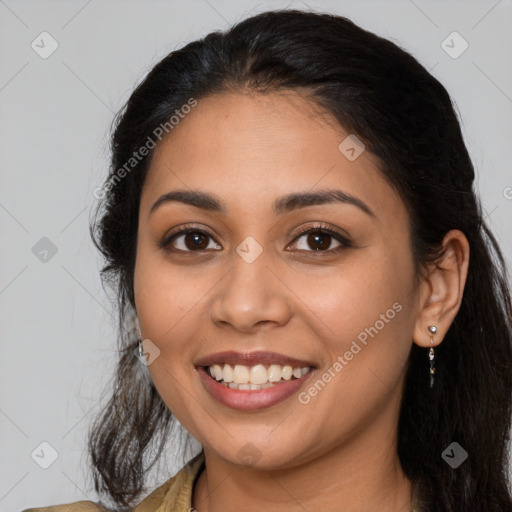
[{"x1": 203, "y1": 363, "x2": 313, "y2": 390}]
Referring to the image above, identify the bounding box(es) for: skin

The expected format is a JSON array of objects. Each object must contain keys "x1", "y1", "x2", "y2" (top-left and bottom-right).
[{"x1": 133, "y1": 90, "x2": 470, "y2": 512}]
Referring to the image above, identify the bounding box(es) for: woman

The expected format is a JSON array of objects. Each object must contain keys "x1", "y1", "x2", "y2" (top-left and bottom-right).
[{"x1": 25, "y1": 8, "x2": 512, "y2": 512}]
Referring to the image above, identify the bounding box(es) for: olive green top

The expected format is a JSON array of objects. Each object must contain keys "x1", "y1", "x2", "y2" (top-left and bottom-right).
[
  {"x1": 23, "y1": 452, "x2": 424, "y2": 511},
  {"x1": 22, "y1": 452, "x2": 206, "y2": 512}
]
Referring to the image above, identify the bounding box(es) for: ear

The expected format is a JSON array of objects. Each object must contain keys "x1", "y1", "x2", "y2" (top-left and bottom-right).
[{"x1": 413, "y1": 229, "x2": 470, "y2": 348}]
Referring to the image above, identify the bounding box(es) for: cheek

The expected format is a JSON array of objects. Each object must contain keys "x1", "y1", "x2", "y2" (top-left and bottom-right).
[
  {"x1": 133, "y1": 241, "x2": 219, "y2": 408},
  {"x1": 297, "y1": 246, "x2": 415, "y2": 395},
  {"x1": 133, "y1": 253, "x2": 200, "y2": 420},
  {"x1": 290, "y1": 245, "x2": 412, "y2": 340},
  {"x1": 293, "y1": 263, "x2": 414, "y2": 436},
  {"x1": 134, "y1": 240, "x2": 213, "y2": 344}
]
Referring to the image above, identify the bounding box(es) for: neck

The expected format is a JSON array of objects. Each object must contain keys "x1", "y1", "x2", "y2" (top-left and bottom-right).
[{"x1": 192, "y1": 406, "x2": 413, "y2": 512}]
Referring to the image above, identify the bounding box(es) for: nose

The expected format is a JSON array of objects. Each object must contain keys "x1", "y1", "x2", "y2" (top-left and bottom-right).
[{"x1": 209, "y1": 249, "x2": 292, "y2": 333}]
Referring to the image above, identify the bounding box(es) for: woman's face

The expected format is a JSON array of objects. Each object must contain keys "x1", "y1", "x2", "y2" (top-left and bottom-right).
[{"x1": 134, "y1": 91, "x2": 420, "y2": 468}]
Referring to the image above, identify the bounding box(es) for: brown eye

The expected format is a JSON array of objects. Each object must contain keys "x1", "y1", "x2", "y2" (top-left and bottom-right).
[
  {"x1": 305, "y1": 232, "x2": 334, "y2": 251},
  {"x1": 296, "y1": 231, "x2": 340, "y2": 251},
  {"x1": 288, "y1": 225, "x2": 352, "y2": 254},
  {"x1": 183, "y1": 232, "x2": 210, "y2": 250},
  {"x1": 161, "y1": 228, "x2": 222, "y2": 252}
]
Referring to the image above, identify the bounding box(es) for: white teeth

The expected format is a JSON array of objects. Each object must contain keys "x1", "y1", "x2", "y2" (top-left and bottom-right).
[
  {"x1": 268, "y1": 364, "x2": 282, "y2": 382},
  {"x1": 233, "y1": 365, "x2": 250, "y2": 384},
  {"x1": 281, "y1": 366, "x2": 293, "y2": 380},
  {"x1": 249, "y1": 364, "x2": 268, "y2": 385},
  {"x1": 206, "y1": 363, "x2": 312, "y2": 387},
  {"x1": 222, "y1": 364, "x2": 233, "y2": 382},
  {"x1": 292, "y1": 367, "x2": 302, "y2": 378},
  {"x1": 212, "y1": 364, "x2": 223, "y2": 381}
]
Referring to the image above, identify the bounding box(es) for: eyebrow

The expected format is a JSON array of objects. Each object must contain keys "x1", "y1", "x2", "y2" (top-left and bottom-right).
[{"x1": 149, "y1": 188, "x2": 375, "y2": 218}]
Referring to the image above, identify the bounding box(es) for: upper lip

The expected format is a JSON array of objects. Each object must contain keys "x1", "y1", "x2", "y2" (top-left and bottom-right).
[{"x1": 194, "y1": 351, "x2": 317, "y2": 369}]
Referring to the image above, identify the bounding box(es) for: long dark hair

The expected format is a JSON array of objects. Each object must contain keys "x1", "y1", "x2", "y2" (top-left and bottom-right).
[{"x1": 88, "y1": 9, "x2": 512, "y2": 511}]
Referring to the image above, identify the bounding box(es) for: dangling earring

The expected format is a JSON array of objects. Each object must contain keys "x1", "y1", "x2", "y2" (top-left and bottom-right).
[
  {"x1": 428, "y1": 325, "x2": 437, "y2": 388},
  {"x1": 126, "y1": 308, "x2": 144, "y2": 358},
  {"x1": 135, "y1": 321, "x2": 144, "y2": 359}
]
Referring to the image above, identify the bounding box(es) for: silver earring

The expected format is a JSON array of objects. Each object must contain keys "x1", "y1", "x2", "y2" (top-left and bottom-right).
[
  {"x1": 135, "y1": 322, "x2": 144, "y2": 358},
  {"x1": 428, "y1": 325, "x2": 437, "y2": 388},
  {"x1": 126, "y1": 308, "x2": 143, "y2": 356}
]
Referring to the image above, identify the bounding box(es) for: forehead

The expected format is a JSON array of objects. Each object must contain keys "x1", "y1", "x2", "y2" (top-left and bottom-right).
[{"x1": 141, "y1": 91, "x2": 402, "y2": 221}]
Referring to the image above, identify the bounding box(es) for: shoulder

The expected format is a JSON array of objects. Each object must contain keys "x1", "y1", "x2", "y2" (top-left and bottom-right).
[
  {"x1": 22, "y1": 501, "x2": 108, "y2": 512},
  {"x1": 131, "y1": 451, "x2": 205, "y2": 511},
  {"x1": 23, "y1": 451, "x2": 206, "y2": 512}
]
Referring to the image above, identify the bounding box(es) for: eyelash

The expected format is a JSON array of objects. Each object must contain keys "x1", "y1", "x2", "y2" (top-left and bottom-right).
[{"x1": 159, "y1": 223, "x2": 353, "y2": 255}]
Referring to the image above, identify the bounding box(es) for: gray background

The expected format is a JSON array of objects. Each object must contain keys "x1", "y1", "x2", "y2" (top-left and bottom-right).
[{"x1": 1, "y1": 0, "x2": 511, "y2": 510}]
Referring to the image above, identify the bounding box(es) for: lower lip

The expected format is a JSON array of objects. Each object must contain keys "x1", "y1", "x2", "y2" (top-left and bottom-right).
[{"x1": 196, "y1": 366, "x2": 316, "y2": 411}]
